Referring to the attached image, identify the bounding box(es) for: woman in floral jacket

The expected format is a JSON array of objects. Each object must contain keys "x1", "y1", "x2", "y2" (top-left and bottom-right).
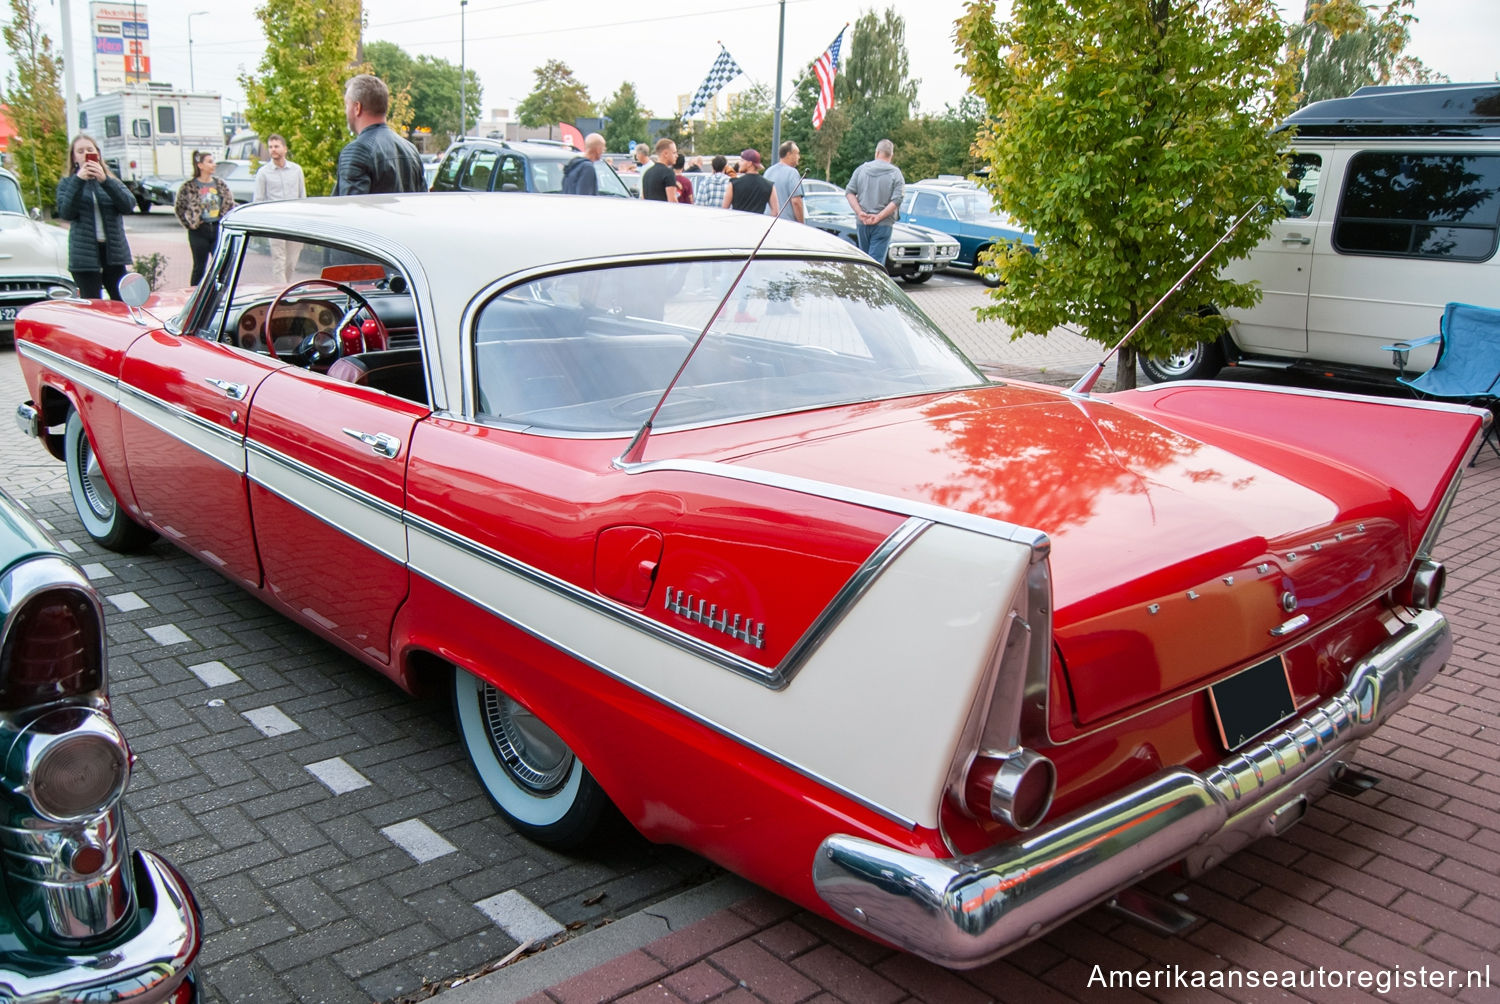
[{"x1": 174, "y1": 150, "x2": 235, "y2": 285}]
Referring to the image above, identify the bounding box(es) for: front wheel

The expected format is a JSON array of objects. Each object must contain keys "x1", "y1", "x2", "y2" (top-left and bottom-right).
[
  {"x1": 902, "y1": 272, "x2": 933, "y2": 285},
  {"x1": 452, "y1": 667, "x2": 612, "y2": 849},
  {"x1": 1139, "y1": 339, "x2": 1226, "y2": 383},
  {"x1": 65, "y1": 411, "x2": 156, "y2": 552}
]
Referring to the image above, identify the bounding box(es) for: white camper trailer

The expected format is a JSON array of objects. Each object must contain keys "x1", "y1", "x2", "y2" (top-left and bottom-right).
[{"x1": 79, "y1": 85, "x2": 223, "y2": 212}]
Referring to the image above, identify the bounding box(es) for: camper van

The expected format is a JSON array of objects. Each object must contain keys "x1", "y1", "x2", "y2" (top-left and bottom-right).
[
  {"x1": 78, "y1": 85, "x2": 223, "y2": 212},
  {"x1": 1141, "y1": 83, "x2": 1500, "y2": 384}
]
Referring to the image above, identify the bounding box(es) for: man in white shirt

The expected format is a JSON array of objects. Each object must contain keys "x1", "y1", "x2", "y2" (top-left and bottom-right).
[{"x1": 253, "y1": 134, "x2": 307, "y2": 282}]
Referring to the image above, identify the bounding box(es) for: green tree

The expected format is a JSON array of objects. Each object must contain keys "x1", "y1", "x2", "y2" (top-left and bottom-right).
[
  {"x1": 831, "y1": 8, "x2": 917, "y2": 183},
  {"x1": 599, "y1": 82, "x2": 648, "y2": 153},
  {"x1": 366, "y1": 41, "x2": 480, "y2": 141},
  {"x1": 698, "y1": 84, "x2": 774, "y2": 161},
  {"x1": 957, "y1": 0, "x2": 1298, "y2": 390},
  {"x1": 1296, "y1": 0, "x2": 1444, "y2": 104},
  {"x1": 517, "y1": 59, "x2": 591, "y2": 140},
  {"x1": 240, "y1": 0, "x2": 364, "y2": 197},
  {"x1": 2, "y1": 0, "x2": 66, "y2": 213},
  {"x1": 892, "y1": 96, "x2": 987, "y2": 184},
  {"x1": 781, "y1": 68, "x2": 851, "y2": 181}
]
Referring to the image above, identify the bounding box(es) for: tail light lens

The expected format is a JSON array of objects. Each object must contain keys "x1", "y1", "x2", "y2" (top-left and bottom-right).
[
  {"x1": 1393, "y1": 558, "x2": 1445, "y2": 610},
  {"x1": 10, "y1": 708, "x2": 130, "y2": 821},
  {"x1": 0, "y1": 589, "x2": 103, "y2": 710},
  {"x1": 962, "y1": 748, "x2": 1057, "y2": 831}
]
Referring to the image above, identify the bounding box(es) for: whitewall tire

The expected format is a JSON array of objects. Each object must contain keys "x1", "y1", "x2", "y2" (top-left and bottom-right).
[{"x1": 64, "y1": 411, "x2": 155, "y2": 552}]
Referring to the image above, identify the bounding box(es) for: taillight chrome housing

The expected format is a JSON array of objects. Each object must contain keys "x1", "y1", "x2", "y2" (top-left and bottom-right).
[
  {"x1": 5, "y1": 707, "x2": 131, "y2": 821},
  {"x1": 1393, "y1": 558, "x2": 1445, "y2": 610},
  {"x1": 0, "y1": 586, "x2": 104, "y2": 709}
]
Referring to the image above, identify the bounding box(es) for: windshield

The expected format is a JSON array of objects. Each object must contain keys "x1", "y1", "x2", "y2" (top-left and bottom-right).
[
  {"x1": 0, "y1": 175, "x2": 26, "y2": 215},
  {"x1": 473, "y1": 258, "x2": 983, "y2": 434},
  {"x1": 804, "y1": 193, "x2": 852, "y2": 217}
]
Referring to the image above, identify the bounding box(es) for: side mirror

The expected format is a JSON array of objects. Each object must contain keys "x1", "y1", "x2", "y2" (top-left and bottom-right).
[
  {"x1": 28, "y1": 207, "x2": 41, "y2": 221},
  {"x1": 118, "y1": 272, "x2": 152, "y2": 307}
]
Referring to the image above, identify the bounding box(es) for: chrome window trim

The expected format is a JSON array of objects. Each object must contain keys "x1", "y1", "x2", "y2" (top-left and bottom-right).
[{"x1": 15, "y1": 342, "x2": 119, "y2": 404}]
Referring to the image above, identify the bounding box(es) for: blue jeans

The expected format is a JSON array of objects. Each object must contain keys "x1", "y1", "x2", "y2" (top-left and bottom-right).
[{"x1": 857, "y1": 221, "x2": 893, "y2": 268}]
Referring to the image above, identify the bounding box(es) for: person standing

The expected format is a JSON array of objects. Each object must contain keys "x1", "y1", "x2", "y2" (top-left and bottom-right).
[
  {"x1": 334, "y1": 74, "x2": 426, "y2": 196},
  {"x1": 673, "y1": 153, "x2": 695, "y2": 205},
  {"x1": 632, "y1": 143, "x2": 652, "y2": 173},
  {"x1": 55, "y1": 134, "x2": 135, "y2": 300},
  {"x1": 845, "y1": 139, "x2": 905, "y2": 264},
  {"x1": 561, "y1": 133, "x2": 606, "y2": 195},
  {"x1": 695, "y1": 155, "x2": 730, "y2": 209},
  {"x1": 724, "y1": 149, "x2": 778, "y2": 216},
  {"x1": 641, "y1": 139, "x2": 680, "y2": 203},
  {"x1": 762, "y1": 141, "x2": 803, "y2": 222},
  {"x1": 174, "y1": 150, "x2": 235, "y2": 286},
  {"x1": 253, "y1": 134, "x2": 307, "y2": 281}
]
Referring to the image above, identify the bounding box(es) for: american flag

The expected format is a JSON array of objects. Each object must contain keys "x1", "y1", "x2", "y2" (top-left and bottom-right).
[
  {"x1": 683, "y1": 47, "x2": 744, "y2": 121},
  {"x1": 813, "y1": 28, "x2": 846, "y2": 130}
]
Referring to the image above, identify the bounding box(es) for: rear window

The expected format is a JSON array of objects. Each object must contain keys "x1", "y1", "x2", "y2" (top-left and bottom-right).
[{"x1": 1334, "y1": 151, "x2": 1500, "y2": 262}]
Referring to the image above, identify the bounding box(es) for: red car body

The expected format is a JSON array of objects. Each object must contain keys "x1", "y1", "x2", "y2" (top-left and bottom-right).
[{"x1": 12, "y1": 194, "x2": 1488, "y2": 968}]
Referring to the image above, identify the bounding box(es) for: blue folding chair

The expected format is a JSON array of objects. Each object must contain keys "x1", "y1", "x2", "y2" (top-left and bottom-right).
[{"x1": 1384, "y1": 302, "x2": 1500, "y2": 462}]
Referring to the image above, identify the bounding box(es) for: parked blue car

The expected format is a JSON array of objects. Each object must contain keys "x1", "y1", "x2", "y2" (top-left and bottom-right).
[
  {"x1": 900, "y1": 183, "x2": 1035, "y2": 286},
  {"x1": 0, "y1": 482, "x2": 201, "y2": 1000}
]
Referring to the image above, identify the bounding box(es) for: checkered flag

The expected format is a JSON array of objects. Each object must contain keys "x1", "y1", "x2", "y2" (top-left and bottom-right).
[{"x1": 683, "y1": 46, "x2": 743, "y2": 121}]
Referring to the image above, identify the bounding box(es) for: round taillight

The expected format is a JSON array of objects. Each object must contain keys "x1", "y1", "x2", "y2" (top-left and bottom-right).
[
  {"x1": 10, "y1": 709, "x2": 130, "y2": 821},
  {"x1": 963, "y1": 748, "x2": 1057, "y2": 832},
  {"x1": 0, "y1": 590, "x2": 102, "y2": 709}
]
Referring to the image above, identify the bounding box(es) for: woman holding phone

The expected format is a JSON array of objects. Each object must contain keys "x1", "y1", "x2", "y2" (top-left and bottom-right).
[
  {"x1": 55, "y1": 134, "x2": 135, "y2": 300},
  {"x1": 175, "y1": 150, "x2": 234, "y2": 285}
]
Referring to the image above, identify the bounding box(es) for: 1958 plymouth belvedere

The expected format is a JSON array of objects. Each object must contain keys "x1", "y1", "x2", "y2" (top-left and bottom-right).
[
  {"x1": 11, "y1": 194, "x2": 1487, "y2": 968},
  {"x1": 0, "y1": 486, "x2": 200, "y2": 999}
]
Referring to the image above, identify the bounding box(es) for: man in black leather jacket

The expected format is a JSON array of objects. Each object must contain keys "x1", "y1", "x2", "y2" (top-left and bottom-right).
[{"x1": 334, "y1": 74, "x2": 426, "y2": 196}]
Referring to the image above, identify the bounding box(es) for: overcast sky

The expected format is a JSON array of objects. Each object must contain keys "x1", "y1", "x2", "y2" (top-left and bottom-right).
[{"x1": 4, "y1": 0, "x2": 1497, "y2": 126}]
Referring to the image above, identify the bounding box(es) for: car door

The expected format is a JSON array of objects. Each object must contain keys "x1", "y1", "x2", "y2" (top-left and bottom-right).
[
  {"x1": 912, "y1": 191, "x2": 974, "y2": 266},
  {"x1": 458, "y1": 147, "x2": 500, "y2": 192},
  {"x1": 117, "y1": 236, "x2": 283, "y2": 590},
  {"x1": 1221, "y1": 151, "x2": 1324, "y2": 355}
]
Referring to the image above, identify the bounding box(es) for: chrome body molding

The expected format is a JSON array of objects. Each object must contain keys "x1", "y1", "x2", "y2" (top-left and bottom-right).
[
  {"x1": 16, "y1": 340, "x2": 120, "y2": 405},
  {"x1": 119, "y1": 382, "x2": 245, "y2": 473},
  {"x1": 664, "y1": 587, "x2": 766, "y2": 648},
  {"x1": 0, "y1": 850, "x2": 201, "y2": 1003},
  {"x1": 618, "y1": 457, "x2": 1050, "y2": 558},
  {"x1": 812, "y1": 608, "x2": 1450, "y2": 969},
  {"x1": 246, "y1": 441, "x2": 407, "y2": 562},
  {"x1": 15, "y1": 400, "x2": 40, "y2": 439}
]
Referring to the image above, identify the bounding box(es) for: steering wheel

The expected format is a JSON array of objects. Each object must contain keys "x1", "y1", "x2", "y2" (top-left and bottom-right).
[{"x1": 262, "y1": 278, "x2": 390, "y2": 362}]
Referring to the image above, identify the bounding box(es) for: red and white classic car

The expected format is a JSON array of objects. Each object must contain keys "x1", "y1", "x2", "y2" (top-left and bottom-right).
[{"x1": 11, "y1": 194, "x2": 1488, "y2": 968}]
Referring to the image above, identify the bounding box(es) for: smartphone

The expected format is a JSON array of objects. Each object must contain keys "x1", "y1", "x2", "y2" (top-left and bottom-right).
[{"x1": 84, "y1": 152, "x2": 100, "y2": 163}]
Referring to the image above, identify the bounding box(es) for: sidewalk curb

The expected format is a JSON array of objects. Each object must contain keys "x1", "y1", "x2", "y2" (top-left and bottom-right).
[{"x1": 437, "y1": 874, "x2": 760, "y2": 1004}]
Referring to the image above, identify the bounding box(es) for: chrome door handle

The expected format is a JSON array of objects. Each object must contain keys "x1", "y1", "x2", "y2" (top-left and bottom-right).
[
  {"x1": 342, "y1": 427, "x2": 401, "y2": 459},
  {"x1": 1280, "y1": 234, "x2": 1312, "y2": 245},
  {"x1": 205, "y1": 377, "x2": 248, "y2": 400}
]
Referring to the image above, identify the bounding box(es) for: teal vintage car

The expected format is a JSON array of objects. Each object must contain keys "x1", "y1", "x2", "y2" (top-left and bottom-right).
[
  {"x1": 899, "y1": 182, "x2": 1035, "y2": 287},
  {"x1": 0, "y1": 484, "x2": 201, "y2": 1000}
]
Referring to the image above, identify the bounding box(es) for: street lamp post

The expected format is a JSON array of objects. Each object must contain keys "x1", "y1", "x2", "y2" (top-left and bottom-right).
[
  {"x1": 187, "y1": 10, "x2": 210, "y2": 91},
  {"x1": 459, "y1": 0, "x2": 468, "y2": 137}
]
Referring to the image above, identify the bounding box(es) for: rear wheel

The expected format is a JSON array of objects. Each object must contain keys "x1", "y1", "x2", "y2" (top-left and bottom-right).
[
  {"x1": 452, "y1": 667, "x2": 612, "y2": 849},
  {"x1": 1139, "y1": 339, "x2": 1226, "y2": 383},
  {"x1": 64, "y1": 411, "x2": 156, "y2": 552},
  {"x1": 902, "y1": 272, "x2": 933, "y2": 285},
  {"x1": 135, "y1": 194, "x2": 151, "y2": 214}
]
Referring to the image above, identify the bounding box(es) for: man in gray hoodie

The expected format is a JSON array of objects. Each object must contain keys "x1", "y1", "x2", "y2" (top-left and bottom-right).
[{"x1": 845, "y1": 139, "x2": 905, "y2": 265}]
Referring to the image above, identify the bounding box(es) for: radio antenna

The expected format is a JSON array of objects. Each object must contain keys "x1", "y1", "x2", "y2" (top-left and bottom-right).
[{"x1": 1068, "y1": 197, "x2": 1264, "y2": 396}]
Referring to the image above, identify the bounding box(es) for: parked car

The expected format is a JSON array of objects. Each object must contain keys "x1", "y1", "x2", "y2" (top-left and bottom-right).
[
  {"x1": 802, "y1": 191, "x2": 959, "y2": 283},
  {"x1": 799, "y1": 177, "x2": 842, "y2": 195},
  {"x1": 1141, "y1": 82, "x2": 1500, "y2": 384},
  {"x1": 137, "y1": 159, "x2": 255, "y2": 212},
  {"x1": 900, "y1": 183, "x2": 1035, "y2": 286},
  {"x1": 616, "y1": 171, "x2": 642, "y2": 198},
  {"x1": 430, "y1": 137, "x2": 632, "y2": 197},
  {"x1": 13, "y1": 194, "x2": 1486, "y2": 969},
  {"x1": 0, "y1": 167, "x2": 73, "y2": 343},
  {"x1": 0, "y1": 477, "x2": 202, "y2": 997}
]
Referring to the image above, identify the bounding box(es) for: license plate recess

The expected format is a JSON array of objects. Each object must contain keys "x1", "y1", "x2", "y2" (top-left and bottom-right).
[{"x1": 1208, "y1": 654, "x2": 1297, "y2": 750}]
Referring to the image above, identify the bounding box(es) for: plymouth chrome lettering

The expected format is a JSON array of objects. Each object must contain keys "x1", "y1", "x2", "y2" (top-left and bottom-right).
[{"x1": 664, "y1": 586, "x2": 766, "y2": 649}]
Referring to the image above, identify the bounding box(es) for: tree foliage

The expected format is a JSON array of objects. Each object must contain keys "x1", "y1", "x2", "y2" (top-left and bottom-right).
[
  {"x1": 893, "y1": 97, "x2": 987, "y2": 185},
  {"x1": 240, "y1": 0, "x2": 364, "y2": 197},
  {"x1": 957, "y1": 0, "x2": 1298, "y2": 389},
  {"x1": 782, "y1": 68, "x2": 851, "y2": 181},
  {"x1": 830, "y1": 8, "x2": 917, "y2": 183},
  {"x1": 698, "y1": 84, "x2": 775, "y2": 159},
  {"x1": 366, "y1": 40, "x2": 481, "y2": 142},
  {"x1": 2, "y1": 0, "x2": 66, "y2": 213},
  {"x1": 517, "y1": 60, "x2": 591, "y2": 140},
  {"x1": 600, "y1": 82, "x2": 648, "y2": 153},
  {"x1": 1296, "y1": 0, "x2": 1443, "y2": 104}
]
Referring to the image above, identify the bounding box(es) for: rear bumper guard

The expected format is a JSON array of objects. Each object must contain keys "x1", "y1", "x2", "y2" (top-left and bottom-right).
[{"x1": 812, "y1": 609, "x2": 1450, "y2": 969}]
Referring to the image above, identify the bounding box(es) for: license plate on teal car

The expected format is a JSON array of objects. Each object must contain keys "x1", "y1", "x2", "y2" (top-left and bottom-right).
[
  {"x1": 0, "y1": 307, "x2": 17, "y2": 321},
  {"x1": 1209, "y1": 654, "x2": 1297, "y2": 750}
]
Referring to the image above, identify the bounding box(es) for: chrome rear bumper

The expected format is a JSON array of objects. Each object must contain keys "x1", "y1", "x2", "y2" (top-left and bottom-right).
[
  {"x1": 2, "y1": 850, "x2": 202, "y2": 1003},
  {"x1": 813, "y1": 608, "x2": 1450, "y2": 969},
  {"x1": 15, "y1": 401, "x2": 40, "y2": 439}
]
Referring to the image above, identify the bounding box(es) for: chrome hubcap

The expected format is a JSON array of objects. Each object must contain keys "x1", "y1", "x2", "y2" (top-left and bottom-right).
[
  {"x1": 76, "y1": 436, "x2": 115, "y2": 520},
  {"x1": 481, "y1": 685, "x2": 573, "y2": 794},
  {"x1": 1155, "y1": 344, "x2": 1201, "y2": 376}
]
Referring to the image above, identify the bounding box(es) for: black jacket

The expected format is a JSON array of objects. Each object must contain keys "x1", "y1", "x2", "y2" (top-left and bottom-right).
[
  {"x1": 333, "y1": 123, "x2": 426, "y2": 196},
  {"x1": 55, "y1": 175, "x2": 134, "y2": 270}
]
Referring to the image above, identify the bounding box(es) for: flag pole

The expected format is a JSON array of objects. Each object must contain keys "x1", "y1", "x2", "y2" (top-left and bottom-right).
[{"x1": 771, "y1": 0, "x2": 786, "y2": 156}]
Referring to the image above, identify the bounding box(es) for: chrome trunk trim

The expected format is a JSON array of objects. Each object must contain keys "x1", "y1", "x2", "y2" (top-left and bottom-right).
[{"x1": 812, "y1": 608, "x2": 1450, "y2": 969}]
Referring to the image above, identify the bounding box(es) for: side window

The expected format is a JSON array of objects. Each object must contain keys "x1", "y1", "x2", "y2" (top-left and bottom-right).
[
  {"x1": 433, "y1": 148, "x2": 467, "y2": 191},
  {"x1": 131, "y1": 118, "x2": 151, "y2": 138},
  {"x1": 1334, "y1": 151, "x2": 1500, "y2": 262},
  {"x1": 497, "y1": 156, "x2": 525, "y2": 192},
  {"x1": 104, "y1": 115, "x2": 122, "y2": 139},
  {"x1": 460, "y1": 149, "x2": 499, "y2": 191},
  {"x1": 156, "y1": 105, "x2": 177, "y2": 135},
  {"x1": 1282, "y1": 153, "x2": 1321, "y2": 219},
  {"x1": 914, "y1": 192, "x2": 953, "y2": 219}
]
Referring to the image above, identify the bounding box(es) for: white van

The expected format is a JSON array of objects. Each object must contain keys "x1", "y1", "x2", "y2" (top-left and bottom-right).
[{"x1": 1141, "y1": 83, "x2": 1500, "y2": 384}]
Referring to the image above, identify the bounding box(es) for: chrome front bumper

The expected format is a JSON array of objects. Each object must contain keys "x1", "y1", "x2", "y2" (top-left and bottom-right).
[
  {"x1": 15, "y1": 401, "x2": 40, "y2": 440},
  {"x1": 813, "y1": 608, "x2": 1450, "y2": 969},
  {"x1": 2, "y1": 850, "x2": 202, "y2": 1003}
]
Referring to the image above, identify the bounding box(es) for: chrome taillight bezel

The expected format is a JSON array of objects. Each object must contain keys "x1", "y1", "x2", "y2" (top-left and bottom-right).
[{"x1": 0, "y1": 558, "x2": 107, "y2": 710}]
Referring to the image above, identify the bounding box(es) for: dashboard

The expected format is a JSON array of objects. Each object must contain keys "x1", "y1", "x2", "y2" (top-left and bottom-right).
[{"x1": 230, "y1": 299, "x2": 343, "y2": 353}]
